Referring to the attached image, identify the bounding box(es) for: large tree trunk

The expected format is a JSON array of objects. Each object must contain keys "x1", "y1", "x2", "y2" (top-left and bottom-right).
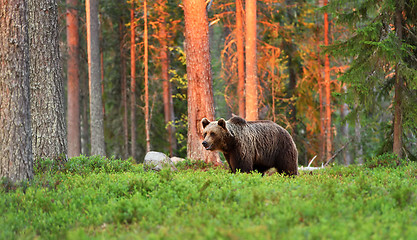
[
  {"x1": 159, "y1": 0, "x2": 177, "y2": 156},
  {"x1": 86, "y1": 0, "x2": 106, "y2": 156},
  {"x1": 393, "y1": 1, "x2": 403, "y2": 158},
  {"x1": 144, "y1": 0, "x2": 151, "y2": 152},
  {"x1": 66, "y1": 0, "x2": 81, "y2": 158},
  {"x1": 28, "y1": 0, "x2": 67, "y2": 160},
  {"x1": 184, "y1": 0, "x2": 220, "y2": 164},
  {"x1": 236, "y1": 0, "x2": 245, "y2": 118},
  {"x1": 245, "y1": 0, "x2": 258, "y2": 120},
  {"x1": 0, "y1": 0, "x2": 34, "y2": 182},
  {"x1": 119, "y1": 18, "x2": 129, "y2": 159},
  {"x1": 323, "y1": 0, "x2": 332, "y2": 161},
  {"x1": 130, "y1": 2, "x2": 137, "y2": 159}
]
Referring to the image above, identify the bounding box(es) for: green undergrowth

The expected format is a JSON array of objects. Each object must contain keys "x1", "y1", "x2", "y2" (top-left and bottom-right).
[{"x1": 1, "y1": 155, "x2": 417, "y2": 239}]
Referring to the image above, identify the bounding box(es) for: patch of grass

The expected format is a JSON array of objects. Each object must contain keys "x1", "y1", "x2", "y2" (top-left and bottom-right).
[{"x1": 1, "y1": 156, "x2": 417, "y2": 239}]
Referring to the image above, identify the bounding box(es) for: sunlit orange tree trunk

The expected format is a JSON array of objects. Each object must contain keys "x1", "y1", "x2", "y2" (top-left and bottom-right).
[
  {"x1": 245, "y1": 0, "x2": 258, "y2": 120},
  {"x1": 323, "y1": 0, "x2": 332, "y2": 161},
  {"x1": 66, "y1": 0, "x2": 81, "y2": 158},
  {"x1": 184, "y1": 0, "x2": 220, "y2": 164},
  {"x1": 0, "y1": 0, "x2": 33, "y2": 182},
  {"x1": 236, "y1": 0, "x2": 245, "y2": 118},
  {"x1": 86, "y1": 0, "x2": 106, "y2": 156}
]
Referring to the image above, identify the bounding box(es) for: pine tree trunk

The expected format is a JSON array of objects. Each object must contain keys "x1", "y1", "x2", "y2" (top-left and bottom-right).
[
  {"x1": 323, "y1": 0, "x2": 332, "y2": 161},
  {"x1": 130, "y1": 2, "x2": 137, "y2": 159},
  {"x1": 184, "y1": 0, "x2": 220, "y2": 164},
  {"x1": 0, "y1": 0, "x2": 34, "y2": 182},
  {"x1": 144, "y1": 0, "x2": 151, "y2": 152},
  {"x1": 236, "y1": 0, "x2": 245, "y2": 118},
  {"x1": 86, "y1": 0, "x2": 106, "y2": 156},
  {"x1": 119, "y1": 18, "x2": 129, "y2": 159},
  {"x1": 159, "y1": 0, "x2": 177, "y2": 156},
  {"x1": 245, "y1": 0, "x2": 258, "y2": 120},
  {"x1": 66, "y1": 0, "x2": 81, "y2": 158},
  {"x1": 393, "y1": 2, "x2": 403, "y2": 158},
  {"x1": 28, "y1": 0, "x2": 68, "y2": 160}
]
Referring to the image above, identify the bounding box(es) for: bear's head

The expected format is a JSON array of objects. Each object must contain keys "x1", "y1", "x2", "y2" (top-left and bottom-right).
[{"x1": 201, "y1": 118, "x2": 230, "y2": 152}]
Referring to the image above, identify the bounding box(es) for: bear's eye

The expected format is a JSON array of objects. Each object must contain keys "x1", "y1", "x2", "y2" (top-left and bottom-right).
[
  {"x1": 210, "y1": 132, "x2": 215, "y2": 137},
  {"x1": 203, "y1": 133, "x2": 207, "y2": 138}
]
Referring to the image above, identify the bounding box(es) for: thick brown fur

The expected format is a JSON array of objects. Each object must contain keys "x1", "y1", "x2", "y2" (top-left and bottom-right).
[{"x1": 201, "y1": 116, "x2": 298, "y2": 176}]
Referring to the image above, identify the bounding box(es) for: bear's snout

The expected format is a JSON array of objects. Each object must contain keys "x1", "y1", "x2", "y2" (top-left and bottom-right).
[{"x1": 202, "y1": 141, "x2": 209, "y2": 148}]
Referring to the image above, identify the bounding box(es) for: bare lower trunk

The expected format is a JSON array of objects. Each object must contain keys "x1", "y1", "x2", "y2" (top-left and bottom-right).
[
  {"x1": 0, "y1": 0, "x2": 33, "y2": 182},
  {"x1": 245, "y1": 0, "x2": 258, "y2": 120},
  {"x1": 130, "y1": 2, "x2": 137, "y2": 159},
  {"x1": 323, "y1": 0, "x2": 332, "y2": 162},
  {"x1": 393, "y1": 2, "x2": 403, "y2": 158},
  {"x1": 28, "y1": 0, "x2": 67, "y2": 160},
  {"x1": 66, "y1": 0, "x2": 81, "y2": 158},
  {"x1": 236, "y1": 0, "x2": 245, "y2": 118},
  {"x1": 159, "y1": 1, "x2": 177, "y2": 156},
  {"x1": 184, "y1": 0, "x2": 220, "y2": 164},
  {"x1": 119, "y1": 18, "x2": 129, "y2": 159},
  {"x1": 86, "y1": 0, "x2": 105, "y2": 156},
  {"x1": 144, "y1": 0, "x2": 151, "y2": 152}
]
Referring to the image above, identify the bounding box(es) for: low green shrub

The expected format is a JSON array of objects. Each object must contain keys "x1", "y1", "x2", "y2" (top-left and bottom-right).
[{"x1": 1, "y1": 156, "x2": 417, "y2": 239}]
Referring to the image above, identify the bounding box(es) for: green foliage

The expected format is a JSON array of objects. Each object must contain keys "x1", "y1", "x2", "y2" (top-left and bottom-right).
[
  {"x1": 364, "y1": 152, "x2": 408, "y2": 169},
  {"x1": 2, "y1": 156, "x2": 417, "y2": 239},
  {"x1": 326, "y1": 0, "x2": 417, "y2": 159}
]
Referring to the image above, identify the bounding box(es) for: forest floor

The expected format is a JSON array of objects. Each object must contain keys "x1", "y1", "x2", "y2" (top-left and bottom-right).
[{"x1": 1, "y1": 155, "x2": 417, "y2": 239}]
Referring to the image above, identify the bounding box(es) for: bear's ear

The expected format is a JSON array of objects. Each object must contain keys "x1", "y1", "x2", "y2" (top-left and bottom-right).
[
  {"x1": 201, "y1": 118, "x2": 210, "y2": 129},
  {"x1": 218, "y1": 118, "x2": 227, "y2": 130}
]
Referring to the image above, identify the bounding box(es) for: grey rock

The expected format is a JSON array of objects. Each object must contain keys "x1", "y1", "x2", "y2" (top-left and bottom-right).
[{"x1": 143, "y1": 151, "x2": 177, "y2": 172}]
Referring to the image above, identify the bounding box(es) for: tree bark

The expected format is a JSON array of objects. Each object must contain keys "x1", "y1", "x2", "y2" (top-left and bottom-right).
[
  {"x1": 28, "y1": 0, "x2": 68, "y2": 160},
  {"x1": 323, "y1": 0, "x2": 332, "y2": 161},
  {"x1": 393, "y1": 1, "x2": 403, "y2": 158},
  {"x1": 245, "y1": 0, "x2": 258, "y2": 120},
  {"x1": 184, "y1": 0, "x2": 220, "y2": 164},
  {"x1": 119, "y1": 17, "x2": 129, "y2": 159},
  {"x1": 236, "y1": 0, "x2": 245, "y2": 118},
  {"x1": 159, "y1": 0, "x2": 177, "y2": 156},
  {"x1": 130, "y1": 2, "x2": 137, "y2": 159},
  {"x1": 66, "y1": 0, "x2": 81, "y2": 158},
  {"x1": 144, "y1": 0, "x2": 151, "y2": 152},
  {"x1": 0, "y1": 0, "x2": 34, "y2": 182},
  {"x1": 86, "y1": 0, "x2": 106, "y2": 156}
]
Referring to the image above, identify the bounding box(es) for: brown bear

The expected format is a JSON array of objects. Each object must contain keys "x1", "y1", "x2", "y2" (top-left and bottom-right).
[{"x1": 201, "y1": 116, "x2": 298, "y2": 176}]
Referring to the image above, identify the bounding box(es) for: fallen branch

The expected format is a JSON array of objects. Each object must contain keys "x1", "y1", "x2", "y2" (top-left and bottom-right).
[{"x1": 324, "y1": 138, "x2": 354, "y2": 167}]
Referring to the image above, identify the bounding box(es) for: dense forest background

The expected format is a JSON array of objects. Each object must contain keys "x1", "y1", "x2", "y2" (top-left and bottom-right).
[{"x1": 56, "y1": 0, "x2": 416, "y2": 165}]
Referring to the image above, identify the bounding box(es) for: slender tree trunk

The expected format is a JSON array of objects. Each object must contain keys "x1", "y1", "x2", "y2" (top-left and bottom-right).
[
  {"x1": 86, "y1": 0, "x2": 106, "y2": 156},
  {"x1": 323, "y1": 0, "x2": 332, "y2": 161},
  {"x1": 130, "y1": 1, "x2": 137, "y2": 159},
  {"x1": 119, "y1": 18, "x2": 129, "y2": 159},
  {"x1": 0, "y1": 0, "x2": 33, "y2": 182},
  {"x1": 316, "y1": 0, "x2": 325, "y2": 162},
  {"x1": 341, "y1": 85, "x2": 351, "y2": 165},
  {"x1": 184, "y1": 0, "x2": 220, "y2": 164},
  {"x1": 393, "y1": 1, "x2": 404, "y2": 158},
  {"x1": 271, "y1": 50, "x2": 276, "y2": 122},
  {"x1": 245, "y1": 0, "x2": 258, "y2": 120},
  {"x1": 144, "y1": 0, "x2": 151, "y2": 152},
  {"x1": 66, "y1": 0, "x2": 81, "y2": 158},
  {"x1": 80, "y1": 67, "x2": 90, "y2": 156},
  {"x1": 236, "y1": 0, "x2": 245, "y2": 118},
  {"x1": 159, "y1": 0, "x2": 176, "y2": 156},
  {"x1": 28, "y1": 0, "x2": 67, "y2": 160},
  {"x1": 355, "y1": 104, "x2": 363, "y2": 164}
]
